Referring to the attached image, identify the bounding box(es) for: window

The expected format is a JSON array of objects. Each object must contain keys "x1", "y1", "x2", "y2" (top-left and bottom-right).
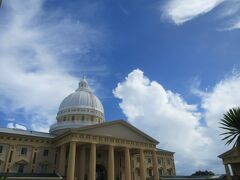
[
  {"x1": 97, "y1": 153, "x2": 101, "y2": 159},
  {"x1": 136, "y1": 157, "x2": 140, "y2": 162},
  {"x1": 136, "y1": 168, "x2": 140, "y2": 176},
  {"x1": 63, "y1": 117, "x2": 66, "y2": 121},
  {"x1": 71, "y1": 116, "x2": 75, "y2": 121},
  {"x1": 158, "y1": 158, "x2": 161, "y2": 165},
  {"x1": 41, "y1": 165, "x2": 48, "y2": 173},
  {"x1": 43, "y1": 149, "x2": 49, "y2": 157},
  {"x1": 167, "y1": 159, "x2": 171, "y2": 165},
  {"x1": 148, "y1": 169, "x2": 153, "y2": 176},
  {"x1": 81, "y1": 116, "x2": 84, "y2": 121},
  {"x1": 8, "y1": 151, "x2": 13, "y2": 162},
  {"x1": 18, "y1": 164, "x2": 25, "y2": 173},
  {"x1": 21, "y1": 148, "x2": 27, "y2": 155},
  {"x1": 148, "y1": 158, "x2": 151, "y2": 163},
  {"x1": 167, "y1": 169, "x2": 172, "y2": 175},
  {"x1": 159, "y1": 169, "x2": 163, "y2": 175},
  {"x1": 33, "y1": 152, "x2": 36, "y2": 164},
  {"x1": 0, "y1": 146, "x2": 3, "y2": 154}
]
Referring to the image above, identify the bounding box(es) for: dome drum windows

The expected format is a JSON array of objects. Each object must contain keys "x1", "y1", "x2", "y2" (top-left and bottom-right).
[{"x1": 71, "y1": 116, "x2": 75, "y2": 121}]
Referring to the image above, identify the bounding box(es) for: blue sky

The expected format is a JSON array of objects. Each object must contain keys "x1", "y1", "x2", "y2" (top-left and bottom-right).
[{"x1": 1, "y1": 0, "x2": 240, "y2": 175}]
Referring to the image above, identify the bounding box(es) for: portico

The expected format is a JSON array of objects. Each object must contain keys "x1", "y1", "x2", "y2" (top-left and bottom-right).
[
  {"x1": 55, "y1": 122, "x2": 160, "y2": 180},
  {"x1": 219, "y1": 148, "x2": 240, "y2": 180}
]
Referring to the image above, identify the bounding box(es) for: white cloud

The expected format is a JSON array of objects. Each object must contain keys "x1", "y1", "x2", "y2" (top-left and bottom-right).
[
  {"x1": 7, "y1": 123, "x2": 27, "y2": 130},
  {"x1": 113, "y1": 69, "x2": 240, "y2": 174},
  {"x1": 0, "y1": 0, "x2": 105, "y2": 132},
  {"x1": 162, "y1": 0, "x2": 225, "y2": 25},
  {"x1": 113, "y1": 69, "x2": 212, "y2": 174},
  {"x1": 223, "y1": 20, "x2": 240, "y2": 30},
  {"x1": 161, "y1": 0, "x2": 240, "y2": 30}
]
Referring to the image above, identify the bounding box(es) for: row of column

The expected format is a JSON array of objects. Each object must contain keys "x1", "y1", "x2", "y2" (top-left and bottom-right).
[
  {"x1": 58, "y1": 142, "x2": 159, "y2": 180},
  {"x1": 224, "y1": 164, "x2": 232, "y2": 180}
]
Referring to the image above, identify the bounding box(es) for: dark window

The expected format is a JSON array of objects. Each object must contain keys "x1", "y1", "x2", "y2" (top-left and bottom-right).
[
  {"x1": 18, "y1": 164, "x2": 24, "y2": 173},
  {"x1": 148, "y1": 158, "x2": 151, "y2": 163},
  {"x1": 21, "y1": 148, "x2": 27, "y2": 155},
  {"x1": 63, "y1": 117, "x2": 66, "y2": 121},
  {"x1": 167, "y1": 169, "x2": 172, "y2": 175},
  {"x1": 97, "y1": 153, "x2": 101, "y2": 159},
  {"x1": 54, "y1": 152, "x2": 57, "y2": 164},
  {"x1": 33, "y1": 152, "x2": 36, "y2": 164},
  {"x1": 0, "y1": 146, "x2": 3, "y2": 153},
  {"x1": 81, "y1": 116, "x2": 84, "y2": 121},
  {"x1": 41, "y1": 165, "x2": 48, "y2": 173},
  {"x1": 137, "y1": 157, "x2": 140, "y2": 162},
  {"x1": 159, "y1": 169, "x2": 163, "y2": 175},
  {"x1": 148, "y1": 169, "x2": 153, "y2": 176},
  {"x1": 43, "y1": 149, "x2": 49, "y2": 157},
  {"x1": 8, "y1": 151, "x2": 13, "y2": 162},
  {"x1": 137, "y1": 168, "x2": 140, "y2": 176},
  {"x1": 119, "y1": 156, "x2": 122, "y2": 167},
  {"x1": 158, "y1": 158, "x2": 161, "y2": 164},
  {"x1": 71, "y1": 116, "x2": 75, "y2": 121}
]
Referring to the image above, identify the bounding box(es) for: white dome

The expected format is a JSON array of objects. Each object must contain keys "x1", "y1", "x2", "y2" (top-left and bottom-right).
[
  {"x1": 59, "y1": 90, "x2": 104, "y2": 113},
  {"x1": 50, "y1": 78, "x2": 105, "y2": 134},
  {"x1": 58, "y1": 78, "x2": 104, "y2": 113}
]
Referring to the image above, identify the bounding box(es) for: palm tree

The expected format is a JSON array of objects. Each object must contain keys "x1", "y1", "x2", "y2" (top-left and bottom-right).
[{"x1": 220, "y1": 107, "x2": 240, "y2": 147}]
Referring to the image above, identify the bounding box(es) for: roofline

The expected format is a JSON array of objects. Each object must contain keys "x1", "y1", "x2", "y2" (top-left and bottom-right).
[
  {"x1": 157, "y1": 148, "x2": 175, "y2": 154},
  {"x1": 218, "y1": 148, "x2": 236, "y2": 158},
  {"x1": 0, "y1": 128, "x2": 55, "y2": 139}
]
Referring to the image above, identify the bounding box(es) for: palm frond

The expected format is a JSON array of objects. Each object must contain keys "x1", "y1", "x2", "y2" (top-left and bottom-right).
[{"x1": 219, "y1": 107, "x2": 240, "y2": 148}]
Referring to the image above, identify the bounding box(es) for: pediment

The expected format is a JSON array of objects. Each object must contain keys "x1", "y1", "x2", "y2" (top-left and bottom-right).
[
  {"x1": 16, "y1": 159, "x2": 28, "y2": 165},
  {"x1": 219, "y1": 148, "x2": 240, "y2": 159},
  {"x1": 73, "y1": 120, "x2": 158, "y2": 144}
]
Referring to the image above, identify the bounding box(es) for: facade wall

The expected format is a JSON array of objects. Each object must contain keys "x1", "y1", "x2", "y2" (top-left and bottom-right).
[
  {"x1": 0, "y1": 134, "x2": 55, "y2": 174},
  {"x1": 0, "y1": 132, "x2": 176, "y2": 179},
  {"x1": 132, "y1": 151, "x2": 176, "y2": 179}
]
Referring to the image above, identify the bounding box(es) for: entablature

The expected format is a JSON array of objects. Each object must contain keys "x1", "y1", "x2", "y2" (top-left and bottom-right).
[{"x1": 54, "y1": 132, "x2": 156, "y2": 150}]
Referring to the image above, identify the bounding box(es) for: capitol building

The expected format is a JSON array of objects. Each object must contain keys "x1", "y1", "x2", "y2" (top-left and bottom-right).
[{"x1": 0, "y1": 78, "x2": 176, "y2": 180}]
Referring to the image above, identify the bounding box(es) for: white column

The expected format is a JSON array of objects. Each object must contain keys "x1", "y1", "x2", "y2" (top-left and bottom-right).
[
  {"x1": 108, "y1": 145, "x2": 115, "y2": 180},
  {"x1": 225, "y1": 164, "x2": 232, "y2": 180},
  {"x1": 125, "y1": 147, "x2": 131, "y2": 180},
  {"x1": 140, "y1": 149, "x2": 146, "y2": 180},
  {"x1": 67, "y1": 142, "x2": 76, "y2": 180}
]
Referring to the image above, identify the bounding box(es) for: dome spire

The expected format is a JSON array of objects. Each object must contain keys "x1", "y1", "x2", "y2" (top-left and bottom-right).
[{"x1": 77, "y1": 75, "x2": 89, "y2": 91}]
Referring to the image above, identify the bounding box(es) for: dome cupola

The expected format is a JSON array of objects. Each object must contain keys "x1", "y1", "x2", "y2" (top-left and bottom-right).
[{"x1": 49, "y1": 77, "x2": 104, "y2": 134}]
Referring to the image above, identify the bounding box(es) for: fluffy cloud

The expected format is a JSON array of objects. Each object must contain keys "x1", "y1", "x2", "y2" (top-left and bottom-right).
[
  {"x1": 161, "y1": 0, "x2": 240, "y2": 30},
  {"x1": 161, "y1": 0, "x2": 225, "y2": 25},
  {"x1": 113, "y1": 69, "x2": 240, "y2": 174},
  {"x1": 0, "y1": 0, "x2": 105, "y2": 132},
  {"x1": 7, "y1": 123, "x2": 27, "y2": 130}
]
